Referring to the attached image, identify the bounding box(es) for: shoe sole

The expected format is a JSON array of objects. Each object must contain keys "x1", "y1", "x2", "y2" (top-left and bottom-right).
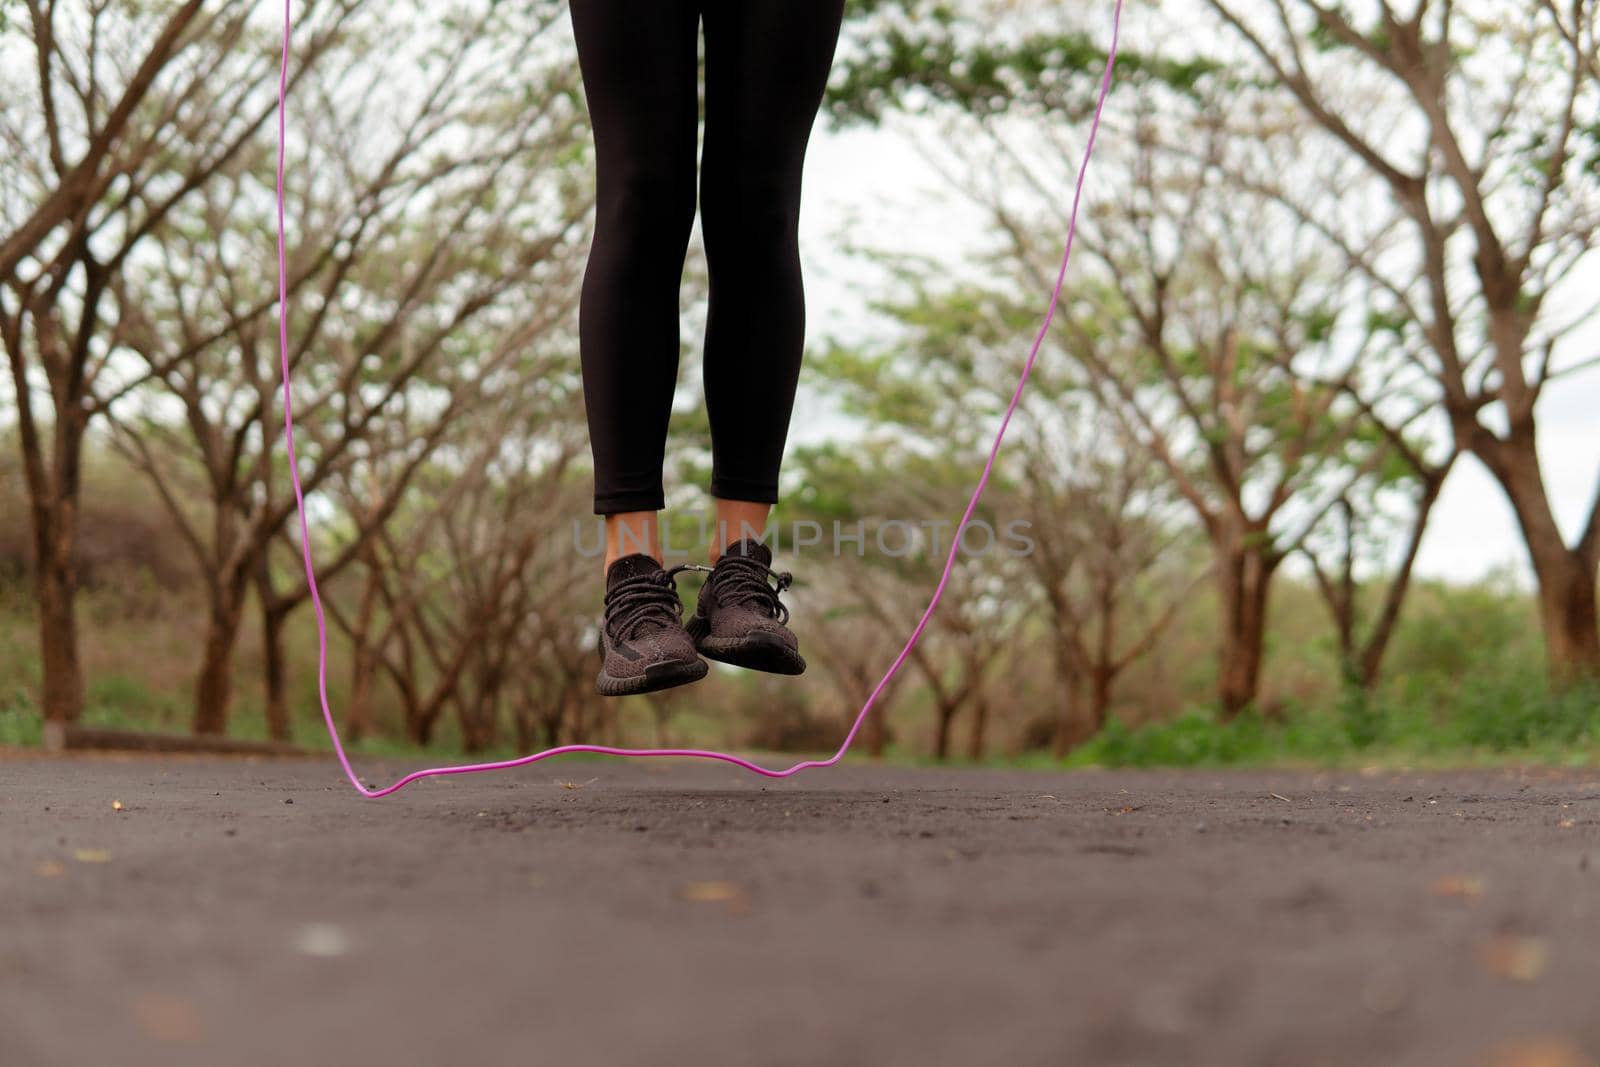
[
  {"x1": 696, "y1": 631, "x2": 807, "y2": 676},
  {"x1": 595, "y1": 657, "x2": 709, "y2": 697}
]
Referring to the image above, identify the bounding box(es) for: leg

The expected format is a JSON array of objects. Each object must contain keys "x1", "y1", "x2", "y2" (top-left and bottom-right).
[
  {"x1": 699, "y1": 0, "x2": 846, "y2": 513},
  {"x1": 605, "y1": 511, "x2": 661, "y2": 570},
  {"x1": 570, "y1": 0, "x2": 702, "y2": 526},
  {"x1": 711, "y1": 499, "x2": 771, "y2": 564}
]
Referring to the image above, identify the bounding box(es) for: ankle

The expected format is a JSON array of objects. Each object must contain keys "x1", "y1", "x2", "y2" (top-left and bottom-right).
[
  {"x1": 604, "y1": 511, "x2": 662, "y2": 573},
  {"x1": 710, "y1": 501, "x2": 772, "y2": 564},
  {"x1": 605, "y1": 549, "x2": 663, "y2": 572}
]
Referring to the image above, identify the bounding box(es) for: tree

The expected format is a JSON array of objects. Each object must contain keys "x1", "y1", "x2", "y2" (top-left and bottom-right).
[
  {"x1": 823, "y1": 3, "x2": 1411, "y2": 715},
  {"x1": 813, "y1": 270, "x2": 1203, "y2": 750},
  {"x1": 326, "y1": 420, "x2": 587, "y2": 749},
  {"x1": 1298, "y1": 421, "x2": 1458, "y2": 696},
  {"x1": 0, "y1": 0, "x2": 357, "y2": 728},
  {"x1": 968, "y1": 92, "x2": 1393, "y2": 714},
  {"x1": 105, "y1": 0, "x2": 590, "y2": 736},
  {"x1": 1014, "y1": 402, "x2": 1205, "y2": 753},
  {"x1": 1204, "y1": 0, "x2": 1600, "y2": 683}
]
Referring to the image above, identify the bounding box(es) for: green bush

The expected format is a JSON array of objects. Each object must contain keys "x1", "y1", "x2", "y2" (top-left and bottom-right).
[
  {"x1": 85, "y1": 673, "x2": 185, "y2": 732},
  {"x1": 1436, "y1": 669, "x2": 1600, "y2": 751},
  {"x1": 1066, "y1": 671, "x2": 1600, "y2": 769},
  {"x1": 0, "y1": 685, "x2": 41, "y2": 747},
  {"x1": 1066, "y1": 707, "x2": 1277, "y2": 768}
]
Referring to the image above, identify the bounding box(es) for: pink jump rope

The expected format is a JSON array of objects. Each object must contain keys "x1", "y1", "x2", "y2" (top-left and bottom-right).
[{"x1": 277, "y1": 0, "x2": 1124, "y2": 797}]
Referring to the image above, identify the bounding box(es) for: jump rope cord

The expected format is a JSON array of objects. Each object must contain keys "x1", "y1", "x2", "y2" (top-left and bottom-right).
[{"x1": 277, "y1": 0, "x2": 1123, "y2": 798}]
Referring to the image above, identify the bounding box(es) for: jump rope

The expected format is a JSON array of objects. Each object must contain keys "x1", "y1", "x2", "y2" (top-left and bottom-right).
[{"x1": 276, "y1": 0, "x2": 1124, "y2": 798}]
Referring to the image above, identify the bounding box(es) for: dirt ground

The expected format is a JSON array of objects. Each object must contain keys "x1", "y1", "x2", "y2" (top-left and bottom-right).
[{"x1": 3, "y1": 754, "x2": 1599, "y2": 1067}]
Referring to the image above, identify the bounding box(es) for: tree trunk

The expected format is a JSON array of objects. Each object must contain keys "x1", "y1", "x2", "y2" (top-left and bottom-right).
[
  {"x1": 865, "y1": 703, "x2": 887, "y2": 759},
  {"x1": 408, "y1": 707, "x2": 437, "y2": 747},
  {"x1": 1087, "y1": 665, "x2": 1113, "y2": 735},
  {"x1": 1534, "y1": 552, "x2": 1600, "y2": 683},
  {"x1": 964, "y1": 693, "x2": 990, "y2": 761},
  {"x1": 1049, "y1": 636, "x2": 1084, "y2": 757},
  {"x1": 1216, "y1": 544, "x2": 1274, "y2": 717},
  {"x1": 345, "y1": 559, "x2": 382, "y2": 743},
  {"x1": 348, "y1": 645, "x2": 377, "y2": 743},
  {"x1": 22, "y1": 402, "x2": 87, "y2": 728},
  {"x1": 461, "y1": 691, "x2": 497, "y2": 753},
  {"x1": 261, "y1": 605, "x2": 292, "y2": 742},
  {"x1": 36, "y1": 545, "x2": 84, "y2": 727},
  {"x1": 459, "y1": 647, "x2": 506, "y2": 752},
  {"x1": 193, "y1": 592, "x2": 246, "y2": 735},
  {"x1": 1469, "y1": 405, "x2": 1600, "y2": 683},
  {"x1": 932, "y1": 701, "x2": 957, "y2": 762}
]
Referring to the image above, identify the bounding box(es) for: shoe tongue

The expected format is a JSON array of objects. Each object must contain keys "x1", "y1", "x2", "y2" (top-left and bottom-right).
[
  {"x1": 606, "y1": 553, "x2": 664, "y2": 591},
  {"x1": 721, "y1": 538, "x2": 772, "y2": 567}
]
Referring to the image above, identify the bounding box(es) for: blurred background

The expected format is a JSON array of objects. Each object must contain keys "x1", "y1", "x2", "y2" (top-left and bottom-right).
[{"x1": 1, "y1": 0, "x2": 1597, "y2": 767}]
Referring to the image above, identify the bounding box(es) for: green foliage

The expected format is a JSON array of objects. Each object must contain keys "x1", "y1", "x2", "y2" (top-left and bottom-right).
[
  {"x1": 84, "y1": 674, "x2": 186, "y2": 733},
  {"x1": 1056, "y1": 577, "x2": 1597, "y2": 769},
  {"x1": 1305, "y1": 11, "x2": 1390, "y2": 55},
  {"x1": 1066, "y1": 707, "x2": 1276, "y2": 767},
  {"x1": 1063, "y1": 669, "x2": 1600, "y2": 770},
  {"x1": 1439, "y1": 669, "x2": 1600, "y2": 752},
  {"x1": 827, "y1": 0, "x2": 1225, "y2": 126},
  {"x1": 0, "y1": 684, "x2": 41, "y2": 748}
]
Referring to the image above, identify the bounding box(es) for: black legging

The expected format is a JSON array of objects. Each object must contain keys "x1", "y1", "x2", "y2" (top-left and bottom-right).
[{"x1": 569, "y1": 0, "x2": 847, "y2": 515}]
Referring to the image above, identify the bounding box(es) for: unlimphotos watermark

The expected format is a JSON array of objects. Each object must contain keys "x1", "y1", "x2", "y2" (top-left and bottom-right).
[{"x1": 572, "y1": 513, "x2": 1035, "y2": 560}]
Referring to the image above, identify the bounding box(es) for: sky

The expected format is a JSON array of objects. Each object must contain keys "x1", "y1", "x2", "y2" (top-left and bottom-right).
[{"x1": 787, "y1": 11, "x2": 1600, "y2": 588}]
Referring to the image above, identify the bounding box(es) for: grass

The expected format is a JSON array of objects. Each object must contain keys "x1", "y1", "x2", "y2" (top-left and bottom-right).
[
  {"x1": 1044, "y1": 671, "x2": 1600, "y2": 770},
  {"x1": 6, "y1": 657, "x2": 1599, "y2": 771}
]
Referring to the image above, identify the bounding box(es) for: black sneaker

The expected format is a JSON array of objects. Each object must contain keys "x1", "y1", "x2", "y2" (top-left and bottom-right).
[
  {"x1": 596, "y1": 555, "x2": 709, "y2": 697},
  {"x1": 686, "y1": 539, "x2": 806, "y2": 675}
]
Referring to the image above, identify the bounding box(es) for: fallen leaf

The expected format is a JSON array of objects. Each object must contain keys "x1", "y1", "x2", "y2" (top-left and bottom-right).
[
  {"x1": 678, "y1": 880, "x2": 750, "y2": 915},
  {"x1": 1558, "y1": 819, "x2": 1576, "y2": 830},
  {"x1": 1478, "y1": 936, "x2": 1550, "y2": 983},
  {"x1": 34, "y1": 861, "x2": 65, "y2": 878},
  {"x1": 132, "y1": 992, "x2": 203, "y2": 1044},
  {"x1": 73, "y1": 848, "x2": 111, "y2": 864},
  {"x1": 1481, "y1": 1038, "x2": 1593, "y2": 1067},
  {"x1": 679, "y1": 880, "x2": 742, "y2": 902},
  {"x1": 1431, "y1": 875, "x2": 1485, "y2": 900}
]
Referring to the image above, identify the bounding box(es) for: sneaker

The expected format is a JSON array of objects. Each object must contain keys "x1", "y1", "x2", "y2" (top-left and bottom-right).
[
  {"x1": 596, "y1": 554, "x2": 709, "y2": 697},
  {"x1": 686, "y1": 539, "x2": 806, "y2": 675}
]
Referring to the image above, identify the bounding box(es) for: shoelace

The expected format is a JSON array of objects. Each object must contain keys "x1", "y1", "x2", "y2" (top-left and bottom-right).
[
  {"x1": 708, "y1": 554, "x2": 794, "y2": 626},
  {"x1": 604, "y1": 566, "x2": 695, "y2": 642}
]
